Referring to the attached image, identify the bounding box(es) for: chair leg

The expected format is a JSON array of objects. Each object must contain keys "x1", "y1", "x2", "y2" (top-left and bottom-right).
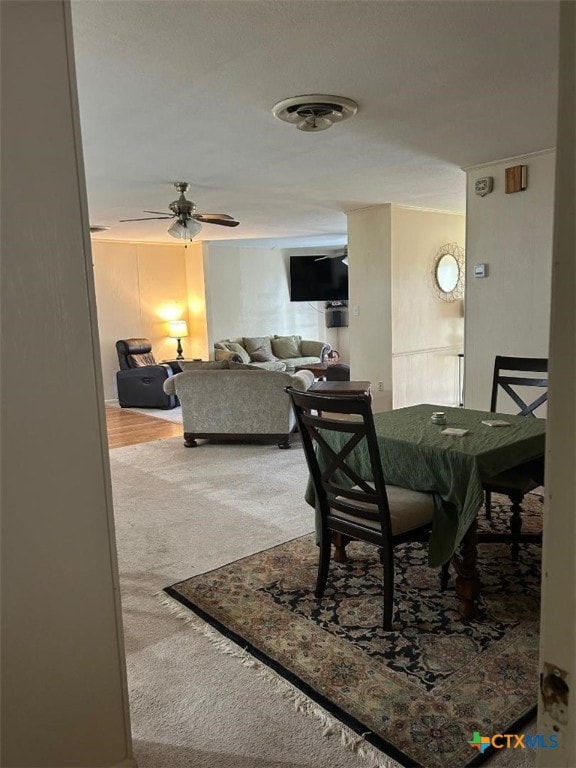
[
  {"x1": 508, "y1": 492, "x2": 524, "y2": 561},
  {"x1": 315, "y1": 531, "x2": 332, "y2": 598},
  {"x1": 485, "y1": 490, "x2": 492, "y2": 519},
  {"x1": 440, "y1": 561, "x2": 450, "y2": 591},
  {"x1": 382, "y1": 549, "x2": 394, "y2": 631}
]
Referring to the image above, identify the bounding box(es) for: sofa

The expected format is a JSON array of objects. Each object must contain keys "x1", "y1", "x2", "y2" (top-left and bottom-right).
[
  {"x1": 163, "y1": 361, "x2": 315, "y2": 448},
  {"x1": 214, "y1": 334, "x2": 331, "y2": 371}
]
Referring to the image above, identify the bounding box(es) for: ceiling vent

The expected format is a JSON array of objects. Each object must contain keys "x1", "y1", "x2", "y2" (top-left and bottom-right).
[{"x1": 272, "y1": 94, "x2": 358, "y2": 132}]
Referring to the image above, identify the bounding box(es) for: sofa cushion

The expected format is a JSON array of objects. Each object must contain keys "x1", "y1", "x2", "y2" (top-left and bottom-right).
[
  {"x1": 230, "y1": 360, "x2": 287, "y2": 372},
  {"x1": 243, "y1": 336, "x2": 274, "y2": 356},
  {"x1": 249, "y1": 345, "x2": 279, "y2": 363},
  {"x1": 272, "y1": 335, "x2": 301, "y2": 359},
  {"x1": 282, "y1": 356, "x2": 324, "y2": 368},
  {"x1": 214, "y1": 349, "x2": 244, "y2": 363},
  {"x1": 221, "y1": 341, "x2": 251, "y2": 363}
]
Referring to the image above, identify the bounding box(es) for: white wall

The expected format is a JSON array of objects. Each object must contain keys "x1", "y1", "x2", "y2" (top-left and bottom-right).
[
  {"x1": 347, "y1": 204, "x2": 466, "y2": 412},
  {"x1": 184, "y1": 241, "x2": 209, "y2": 360},
  {"x1": 203, "y1": 243, "x2": 331, "y2": 352},
  {"x1": 464, "y1": 150, "x2": 555, "y2": 410},
  {"x1": 348, "y1": 205, "x2": 393, "y2": 412},
  {"x1": 391, "y1": 206, "x2": 465, "y2": 408},
  {"x1": 1, "y1": 2, "x2": 134, "y2": 765},
  {"x1": 92, "y1": 240, "x2": 193, "y2": 399}
]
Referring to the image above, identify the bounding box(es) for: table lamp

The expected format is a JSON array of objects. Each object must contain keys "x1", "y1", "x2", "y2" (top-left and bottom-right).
[{"x1": 168, "y1": 320, "x2": 189, "y2": 360}]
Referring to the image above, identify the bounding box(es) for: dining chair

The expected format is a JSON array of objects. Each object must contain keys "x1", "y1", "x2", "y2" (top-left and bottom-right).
[
  {"x1": 483, "y1": 355, "x2": 548, "y2": 558},
  {"x1": 286, "y1": 387, "x2": 444, "y2": 630}
]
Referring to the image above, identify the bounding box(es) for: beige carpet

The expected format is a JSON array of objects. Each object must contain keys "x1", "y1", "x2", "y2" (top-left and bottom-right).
[{"x1": 110, "y1": 437, "x2": 537, "y2": 768}]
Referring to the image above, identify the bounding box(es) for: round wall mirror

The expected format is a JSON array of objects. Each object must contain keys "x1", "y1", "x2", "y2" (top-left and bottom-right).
[
  {"x1": 436, "y1": 253, "x2": 460, "y2": 293},
  {"x1": 431, "y1": 243, "x2": 465, "y2": 302}
]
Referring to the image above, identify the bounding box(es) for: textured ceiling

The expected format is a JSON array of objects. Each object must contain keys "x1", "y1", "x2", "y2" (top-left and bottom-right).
[{"x1": 71, "y1": 0, "x2": 559, "y2": 248}]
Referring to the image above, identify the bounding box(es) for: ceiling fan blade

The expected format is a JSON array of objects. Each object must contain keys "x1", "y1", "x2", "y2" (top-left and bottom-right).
[
  {"x1": 193, "y1": 215, "x2": 239, "y2": 227},
  {"x1": 195, "y1": 213, "x2": 235, "y2": 220},
  {"x1": 143, "y1": 210, "x2": 174, "y2": 216},
  {"x1": 119, "y1": 216, "x2": 173, "y2": 222}
]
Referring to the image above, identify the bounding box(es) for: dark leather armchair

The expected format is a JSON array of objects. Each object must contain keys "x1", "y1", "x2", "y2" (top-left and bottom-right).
[{"x1": 116, "y1": 338, "x2": 177, "y2": 410}]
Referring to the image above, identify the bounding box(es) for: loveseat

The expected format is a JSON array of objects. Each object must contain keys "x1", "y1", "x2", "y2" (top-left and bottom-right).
[
  {"x1": 214, "y1": 334, "x2": 330, "y2": 371},
  {"x1": 163, "y1": 362, "x2": 315, "y2": 448}
]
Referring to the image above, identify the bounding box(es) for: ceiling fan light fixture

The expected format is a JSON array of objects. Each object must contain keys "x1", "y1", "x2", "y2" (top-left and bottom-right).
[{"x1": 168, "y1": 218, "x2": 202, "y2": 241}]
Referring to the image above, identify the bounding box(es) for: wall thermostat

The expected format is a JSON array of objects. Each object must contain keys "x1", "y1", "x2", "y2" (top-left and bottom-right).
[
  {"x1": 474, "y1": 177, "x2": 494, "y2": 197},
  {"x1": 474, "y1": 263, "x2": 488, "y2": 278}
]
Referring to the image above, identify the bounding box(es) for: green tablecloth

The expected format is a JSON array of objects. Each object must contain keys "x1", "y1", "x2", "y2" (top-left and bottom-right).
[{"x1": 305, "y1": 404, "x2": 545, "y2": 567}]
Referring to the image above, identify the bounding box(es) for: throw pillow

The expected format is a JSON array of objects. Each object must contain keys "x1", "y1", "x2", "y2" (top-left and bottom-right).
[
  {"x1": 223, "y1": 341, "x2": 251, "y2": 364},
  {"x1": 215, "y1": 349, "x2": 244, "y2": 363},
  {"x1": 128, "y1": 352, "x2": 156, "y2": 367},
  {"x1": 249, "y1": 345, "x2": 279, "y2": 363},
  {"x1": 271, "y1": 335, "x2": 301, "y2": 359},
  {"x1": 242, "y1": 336, "x2": 274, "y2": 356}
]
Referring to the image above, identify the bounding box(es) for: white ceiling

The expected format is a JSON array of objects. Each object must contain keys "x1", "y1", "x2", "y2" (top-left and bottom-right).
[{"x1": 71, "y1": 0, "x2": 559, "y2": 249}]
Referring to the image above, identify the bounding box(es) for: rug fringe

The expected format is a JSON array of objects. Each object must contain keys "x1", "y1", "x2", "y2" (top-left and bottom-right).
[{"x1": 159, "y1": 591, "x2": 401, "y2": 768}]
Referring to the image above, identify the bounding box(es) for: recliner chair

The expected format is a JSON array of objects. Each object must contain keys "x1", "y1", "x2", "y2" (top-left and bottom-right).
[{"x1": 116, "y1": 338, "x2": 177, "y2": 409}]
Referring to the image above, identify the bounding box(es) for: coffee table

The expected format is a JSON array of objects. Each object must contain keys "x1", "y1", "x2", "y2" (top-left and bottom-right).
[{"x1": 294, "y1": 362, "x2": 330, "y2": 379}]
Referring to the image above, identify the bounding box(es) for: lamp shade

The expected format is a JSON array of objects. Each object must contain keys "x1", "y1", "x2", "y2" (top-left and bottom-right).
[
  {"x1": 168, "y1": 219, "x2": 202, "y2": 241},
  {"x1": 168, "y1": 320, "x2": 189, "y2": 339}
]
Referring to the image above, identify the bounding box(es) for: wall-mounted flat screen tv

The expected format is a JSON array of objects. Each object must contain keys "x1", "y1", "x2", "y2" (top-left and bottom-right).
[{"x1": 289, "y1": 256, "x2": 348, "y2": 302}]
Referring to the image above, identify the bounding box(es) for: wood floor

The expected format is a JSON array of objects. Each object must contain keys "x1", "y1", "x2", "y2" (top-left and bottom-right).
[{"x1": 105, "y1": 405, "x2": 182, "y2": 448}]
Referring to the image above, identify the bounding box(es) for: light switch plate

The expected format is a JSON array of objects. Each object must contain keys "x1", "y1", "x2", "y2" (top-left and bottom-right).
[{"x1": 474, "y1": 263, "x2": 488, "y2": 278}]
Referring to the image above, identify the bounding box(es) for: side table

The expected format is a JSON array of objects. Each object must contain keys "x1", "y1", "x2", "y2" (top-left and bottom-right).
[{"x1": 163, "y1": 358, "x2": 204, "y2": 373}]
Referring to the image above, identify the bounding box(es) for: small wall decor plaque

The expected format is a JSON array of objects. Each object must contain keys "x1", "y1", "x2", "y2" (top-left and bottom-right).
[{"x1": 505, "y1": 165, "x2": 528, "y2": 193}]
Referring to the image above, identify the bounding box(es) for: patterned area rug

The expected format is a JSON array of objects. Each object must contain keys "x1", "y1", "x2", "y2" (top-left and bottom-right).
[{"x1": 165, "y1": 495, "x2": 542, "y2": 768}]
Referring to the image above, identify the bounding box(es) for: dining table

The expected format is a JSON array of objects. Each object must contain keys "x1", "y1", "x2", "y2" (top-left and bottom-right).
[{"x1": 306, "y1": 403, "x2": 545, "y2": 619}]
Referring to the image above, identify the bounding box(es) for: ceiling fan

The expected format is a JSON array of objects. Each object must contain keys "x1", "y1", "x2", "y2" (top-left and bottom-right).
[
  {"x1": 315, "y1": 248, "x2": 348, "y2": 266},
  {"x1": 119, "y1": 182, "x2": 240, "y2": 241}
]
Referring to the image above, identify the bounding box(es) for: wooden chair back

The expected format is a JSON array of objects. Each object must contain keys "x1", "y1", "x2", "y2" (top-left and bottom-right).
[
  {"x1": 490, "y1": 355, "x2": 548, "y2": 417},
  {"x1": 287, "y1": 388, "x2": 393, "y2": 544}
]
